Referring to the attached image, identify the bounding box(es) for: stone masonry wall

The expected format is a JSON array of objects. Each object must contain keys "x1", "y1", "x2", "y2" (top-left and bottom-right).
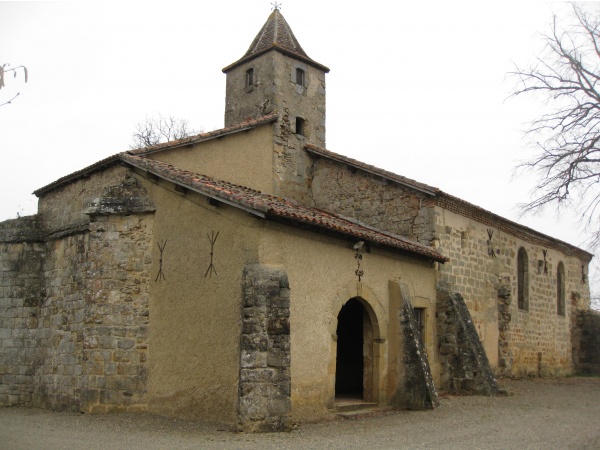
[
  {"x1": 310, "y1": 158, "x2": 436, "y2": 246},
  {"x1": 0, "y1": 216, "x2": 45, "y2": 407},
  {"x1": 77, "y1": 213, "x2": 152, "y2": 413},
  {"x1": 434, "y1": 207, "x2": 590, "y2": 377},
  {"x1": 1, "y1": 172, "x2": 154, "y2": 412},
  {"x1": 239, "y1": 264, "x2": 291, "y2": 432}
]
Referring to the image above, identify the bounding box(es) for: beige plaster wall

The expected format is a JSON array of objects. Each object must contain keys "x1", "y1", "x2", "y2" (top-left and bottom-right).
[
  {"x1": 256, "y1": 222, "x2": 437, "y2": 422},
  {"x1": 138, "y1": 174, "x2": 260, "y2": 423},
  {"x1": 434, "y1": 206, "x2": 591, "y2": 376},
  {"x1": 149, "y1": 125, "x2": 275, "y2": 195}
]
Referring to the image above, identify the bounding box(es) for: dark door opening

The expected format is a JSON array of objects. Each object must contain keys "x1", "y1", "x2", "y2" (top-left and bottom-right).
[{"x1": 335, "y1": 298, "x2": 364, "y2": 399}]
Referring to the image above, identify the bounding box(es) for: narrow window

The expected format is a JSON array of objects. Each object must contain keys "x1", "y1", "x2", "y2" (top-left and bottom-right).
[
  {"x1": 295, "y1": 117, "x2": 305, "y2": 136},
  {"x1": 557, "y1": 262, "x2": 566, "y2": 316},
  {"x1": 295, "y1": 68, "x2": 305, "y2": 86},
  {"x1": 517, "y1": 247, "x2": 529, "y2": 311},
  {"x1": 413, "y1": 308, "x2": 426, "y2": 344},
  {"x1": 245, "y1": 68, "x2": 254, "y2": 90}
]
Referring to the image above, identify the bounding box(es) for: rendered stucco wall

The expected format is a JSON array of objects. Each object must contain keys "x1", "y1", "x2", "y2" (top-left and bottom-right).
[
  {"x1": 256, "y1": 221, "x2": 437, "y2": 422},
  {"x1": 139, "y1": 175, "x2": 259, "y2": 423},
  {"x1": 150, "y1": 125, "x2": 275, "y2": 196}
]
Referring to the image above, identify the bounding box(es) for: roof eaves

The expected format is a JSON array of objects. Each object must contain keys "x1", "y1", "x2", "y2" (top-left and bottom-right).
[
  {"x1": 222, "y1": 46, "x2": 330, "y2": 73},
  {"x1": 436, "y1": 192, "x2": 594, "y2": 261},
  {"x1": 120, "y1": 154, "x2": 267, "y2": 219},
  {"x1": 33, "y1": 154, "x2": 123, "y2": 197},
  {"x1": 129, "y1": 112, "x2": 279, "y2": 156},
  {"x1": 305, "y1": 144, "x2": 438, "y2": 196},
  {"x1": 120, "y1": 155, "x2": 446, "y2": 263}
]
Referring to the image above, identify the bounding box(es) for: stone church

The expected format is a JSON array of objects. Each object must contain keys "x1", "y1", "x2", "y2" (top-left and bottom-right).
[{"x1": 1, "y1": 9, "x2": 598, "y2": 431}]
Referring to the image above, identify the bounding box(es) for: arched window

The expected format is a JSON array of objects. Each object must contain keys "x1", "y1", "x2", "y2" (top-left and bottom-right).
[
  {"x1": 245, "y1": 68, "x2": 254, "y2": 90},
  {"x1": 557, "y1": 262, "x2": 566, "y2": 316},
  {"x1": 517, "y1": 247, "x2": 529, "y2": 311},
  {"x1": 295, "y1": 68, "x2": 305, "y2": 87}
]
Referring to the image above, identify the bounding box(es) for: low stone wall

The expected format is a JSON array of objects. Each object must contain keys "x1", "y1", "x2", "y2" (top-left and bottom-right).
[
  {"x1": 238, "y1": 264, "x2": 291, "y2": 432},
  {"x1": 436, "y1": 290, "x2": 504, "y2": 395},
  {"x1": 573, "y1": 309, "x2": 600, "y2": 375},
  {"x1": 0, "y1": 216, "x2": 45, "y2": 407},
  {"x1": 1, "y1": 175, "x2": 154, "y2": 412}
]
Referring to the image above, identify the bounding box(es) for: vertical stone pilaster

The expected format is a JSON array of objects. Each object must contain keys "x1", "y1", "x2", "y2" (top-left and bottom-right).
[
  {"x1": 238, "y1": 264, "x2": 291, "y2": 432},
  {"x1": 497, "y1": 284, "x2": 513, "y2": 376}
]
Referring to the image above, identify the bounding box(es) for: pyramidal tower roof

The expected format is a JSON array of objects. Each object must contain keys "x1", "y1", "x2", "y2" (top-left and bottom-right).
[{"x1": 223, "y1": 9, "x2": 329, "y2": 73}]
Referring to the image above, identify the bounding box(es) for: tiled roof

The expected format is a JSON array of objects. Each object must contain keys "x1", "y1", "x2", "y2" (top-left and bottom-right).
[
  {"x1": 305, "y1": 144, "x2": 439, "y2": 195},
  {"x1": 222, "y1": 9, "x2": 329, "y2": 73},
  {"x1": 120, "y1": 153, "x2": 448, "y2": 263},
  {"x1": 129, "y1": 112, "x2": 279, "y2": 155},
  {"x1": 34, "y1": 113, "x2": 279, "y2": 196},
  {"x1": 305, "y1": 143, "x2": 593, "y2": 261}
]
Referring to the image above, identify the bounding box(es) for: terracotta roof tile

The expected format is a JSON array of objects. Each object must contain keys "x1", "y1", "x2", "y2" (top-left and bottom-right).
[
  {"x1": 120, "y1": 154, "x2": 448, "y2": 263},
  {"x1": 305, "y1": 143, "x2": 593, "y2": 261},
  {"x1": 34, "y1": 114, "x2": 279, "y2": 196},
  {"x1": 129, "y1": 112, "x2": 279, "y2": 155},
  {"x1": 222, "y1": 10, "x2": 329, "y2": 73}
]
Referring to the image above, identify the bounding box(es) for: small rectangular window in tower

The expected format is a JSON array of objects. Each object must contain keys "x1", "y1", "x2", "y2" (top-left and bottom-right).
[
  {"x1": 245, "y1": 68, "x2": 254, "y2": 91},
  {"x1": 295, "y1": 117, "x2": 305, "y2": 136},
  {"x1": 296, "y1": 68, "x2": 305, "y2": 87}
]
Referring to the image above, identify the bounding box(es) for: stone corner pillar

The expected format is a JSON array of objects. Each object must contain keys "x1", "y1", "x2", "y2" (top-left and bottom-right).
[{"x1": 238, "y1": 264, "x2": 292, "y2": 432}]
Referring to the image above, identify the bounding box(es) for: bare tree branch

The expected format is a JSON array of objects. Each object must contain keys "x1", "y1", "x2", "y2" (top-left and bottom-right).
[
  {"x1": 510, "y1": 4, "x2": 600, "y2": 248},
  {"x1": 129, "y1": 114, "x2": 203, "y2": 149},
  {"x1": 0, "y1": 63, "x2": 28, "y2": 107}
]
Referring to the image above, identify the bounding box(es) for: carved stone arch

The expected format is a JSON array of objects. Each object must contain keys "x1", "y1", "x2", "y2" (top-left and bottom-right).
[
  {"x1": 328, "y1": 281, "x2": 387, "y2": 341},
  {"x1": 327, "y1": 281, "x2": 387, "y2": 406}
]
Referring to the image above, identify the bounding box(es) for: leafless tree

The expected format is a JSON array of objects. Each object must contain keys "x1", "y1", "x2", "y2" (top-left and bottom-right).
[
  {"x1": 130, "y1": 114, "x2": 201, "y2": 149},
  {"x1": 0, "y1": 63, "x2": 28, "y2": 107},
  {"x1": 510, "y1": 4, "x2": 600, "y2": 247}
]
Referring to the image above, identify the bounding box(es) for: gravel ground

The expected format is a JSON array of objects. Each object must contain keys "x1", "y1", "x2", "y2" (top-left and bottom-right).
[{"x1": 1, "y1": 377, "x2": 599, "y2": 450}]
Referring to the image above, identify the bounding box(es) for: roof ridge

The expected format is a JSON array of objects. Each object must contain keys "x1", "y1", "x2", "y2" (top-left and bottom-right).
[
  {"x1": 304, "y1": 143, "x2": 593, "y2": 260},
  {"x1": 129, "y1": 112, "x2": 279, "y2": 156}
]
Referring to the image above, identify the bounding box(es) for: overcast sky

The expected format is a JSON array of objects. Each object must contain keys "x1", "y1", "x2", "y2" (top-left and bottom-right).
[{"x1": 1, "y1": 2, "x2": 596, "y2": 258}]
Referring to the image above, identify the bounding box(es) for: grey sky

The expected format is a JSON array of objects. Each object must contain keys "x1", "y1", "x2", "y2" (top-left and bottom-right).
[{"x1": 0, "y1": 1, "x2": 592, "y2": 260}]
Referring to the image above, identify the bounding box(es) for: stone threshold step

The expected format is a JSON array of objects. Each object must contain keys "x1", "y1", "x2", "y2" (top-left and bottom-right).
[
  {"x1": 334, "y1": 401, "x2": 378, "y2": 413},
  {"x1": 336, "y1": 406, "x2": 392, "y2": 419}
]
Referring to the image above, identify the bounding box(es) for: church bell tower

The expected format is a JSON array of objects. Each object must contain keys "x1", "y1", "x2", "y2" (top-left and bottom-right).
[{"x1": 222, "y1": 8, "x2": 329, "y2": 147}]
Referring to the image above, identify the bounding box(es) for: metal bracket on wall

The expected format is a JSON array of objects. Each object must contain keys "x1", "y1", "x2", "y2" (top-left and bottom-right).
[
  {"x1": 205, "y1": 230, "x2": 219, "y2": 278},
  {"x1": 486, "y1": 229, "x2": 496, "y2": 258},
  {"x1": 354, "y1": 241, "x2": 364, "y2": 282},
  {"x1": 155, "y1": 239, "x2": 167, "y2": 282},
  {"x1": 542, "y1": 249, "x2": 548, "y2": 275}
]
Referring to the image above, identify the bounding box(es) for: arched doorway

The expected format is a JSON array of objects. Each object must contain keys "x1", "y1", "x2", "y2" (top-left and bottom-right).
[{"x1": 335, "y1": 297, "x2": 375, "y2": 401}]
